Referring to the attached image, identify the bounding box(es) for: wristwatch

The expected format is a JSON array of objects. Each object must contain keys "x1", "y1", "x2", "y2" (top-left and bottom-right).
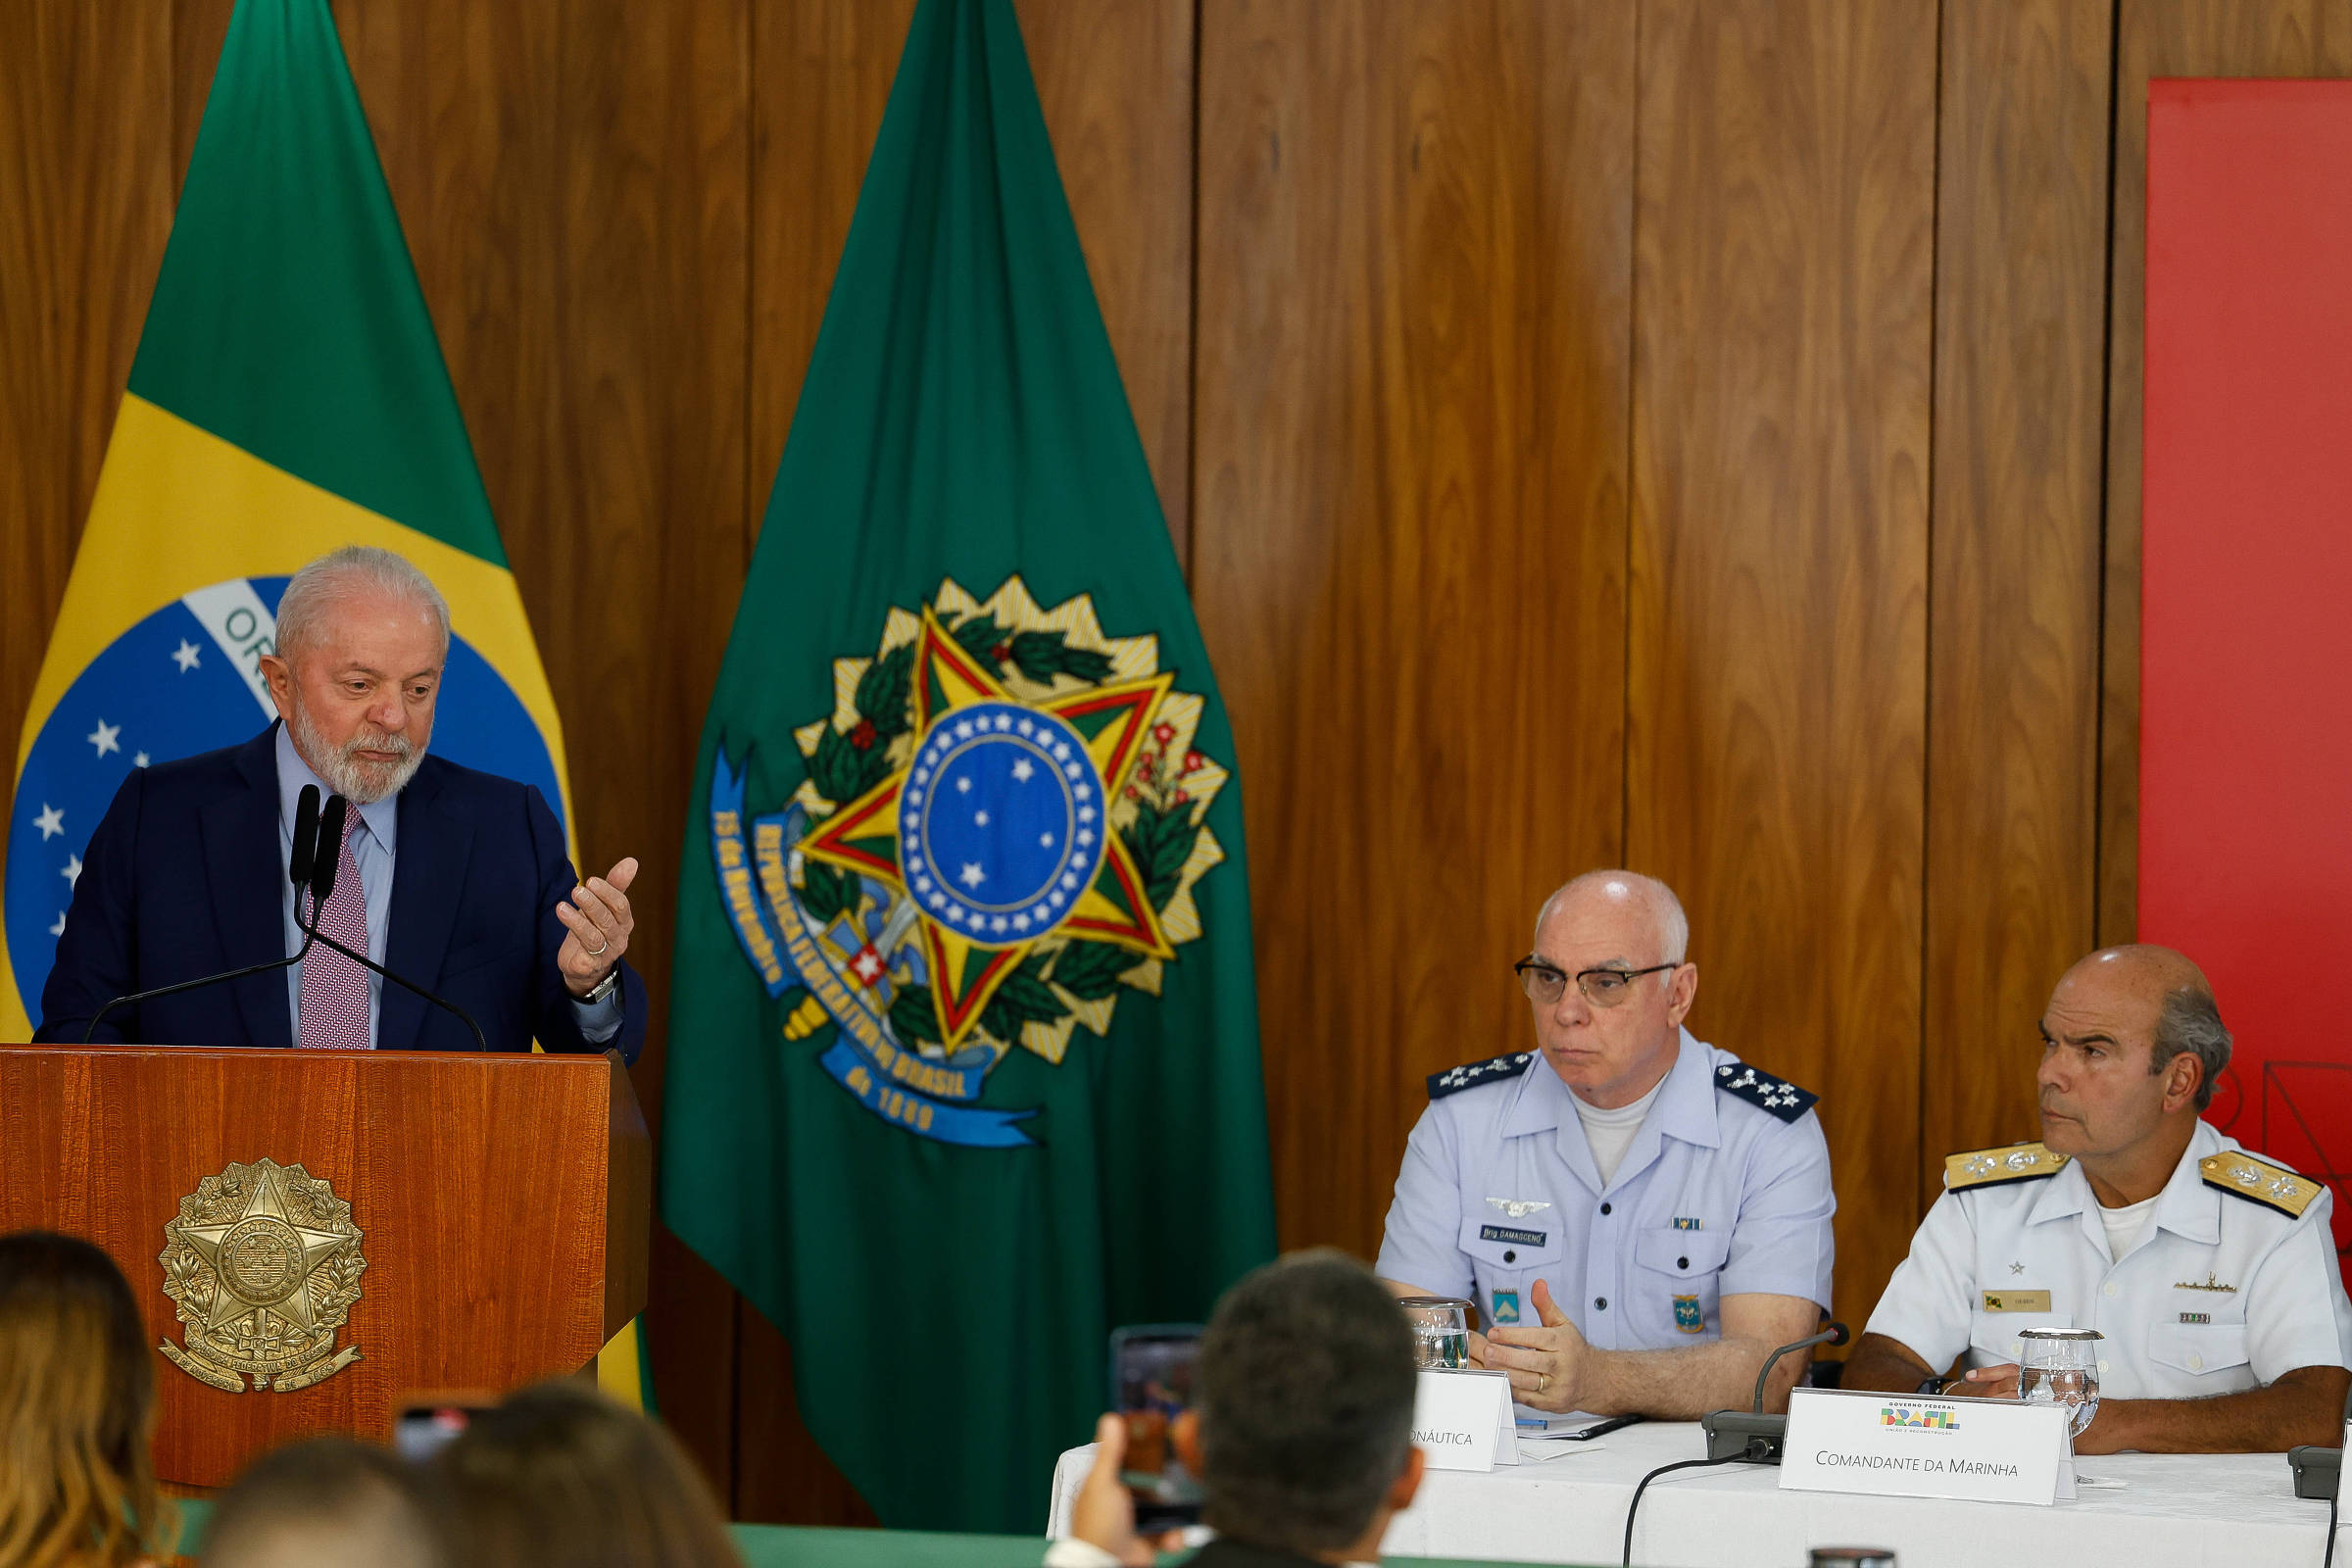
[{"x1": 577, "y1": 966, "x2": 621, "y2": 1005}]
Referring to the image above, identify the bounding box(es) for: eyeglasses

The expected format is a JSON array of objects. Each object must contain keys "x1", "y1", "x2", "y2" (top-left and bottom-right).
[{"x1": 1512, "y1": 957, "x2": 1679, "y2": 1009}]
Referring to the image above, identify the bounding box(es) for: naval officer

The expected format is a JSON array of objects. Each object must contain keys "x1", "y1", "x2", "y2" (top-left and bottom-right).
[
  {"x1": 1844, "y1": 946, "x2": 2352, "y2": 1451},
  {"x1": 1376, "y1": 871, "x2": 1836, "y2": 1417}
]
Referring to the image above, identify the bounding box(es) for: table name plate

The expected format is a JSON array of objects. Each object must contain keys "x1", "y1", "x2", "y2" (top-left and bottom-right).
[
  {"x1": 1779, "y1": 1388, "x2": 2065, "y2": 1506},
  {"x1": 1411, "y1": 1368, "x2": 1520, "y2": 1472}
]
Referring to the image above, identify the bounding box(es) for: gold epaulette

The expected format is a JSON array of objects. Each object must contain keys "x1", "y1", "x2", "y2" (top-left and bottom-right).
[
  {"x1": 1944, "y1": 1142, "x2": 2070, "y2": 1191},
  {"x1": 2201, "y1": 1152, "x2": 2323, "y2": 1219}
]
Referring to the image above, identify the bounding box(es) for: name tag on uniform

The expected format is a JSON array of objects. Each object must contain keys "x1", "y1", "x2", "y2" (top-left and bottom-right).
[
  {"x1": 1981, "y1": 1290, "x2": 2051, "y2": 1312},
  {"x1": 1480, "y1": 1224, "x2": 1546, "y2": 1248}
]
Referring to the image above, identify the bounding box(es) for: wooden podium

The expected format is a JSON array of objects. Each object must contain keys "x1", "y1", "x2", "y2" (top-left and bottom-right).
[{"x1": 0, "y1": 1044, "x2": 649, "y2": 1488}]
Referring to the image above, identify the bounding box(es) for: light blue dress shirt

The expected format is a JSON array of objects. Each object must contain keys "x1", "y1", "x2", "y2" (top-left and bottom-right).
[
  {"x1": 273, "y1": 725, "x2": 621, "y2": 1047},
  {"x1": 1376, "y1": 1028, "x2": 1836, "y2": 1348}
]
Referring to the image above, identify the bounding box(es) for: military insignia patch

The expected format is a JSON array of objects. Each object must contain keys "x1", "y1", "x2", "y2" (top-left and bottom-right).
[
  {"x1": 1673, "y1": 1294, "x2": 1704, "y2": 1334},
  {"x1": 1491, "y1": 1290, "x2": 1521, "y2": 1326},
  {"x1": 1711, "y1": 1061, "x2": 1817, "y2": 1122},
  {"x1": 1428, "y1": 1052, "x2": 1536, "y2": 1101},
  {"x1": 1943, "y1": 1142, "x2": 2069, "y2": 1190},
  {"x1": 157, "y1": 1157, "x2": 367, "y2": 1394},
  {"x1": 2199, "y1": 1152, "x2": 2321, "y2": 1218},
  {"x1": 709, "y1": 577, "x2": 1230, "y2": 1147}
]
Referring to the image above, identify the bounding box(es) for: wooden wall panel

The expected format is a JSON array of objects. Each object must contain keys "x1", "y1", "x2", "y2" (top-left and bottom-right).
[
  {"x1": 1628, "y1": 0, "x2": 1935, "y2": 1331},
  {"x1": 0, "y1": 0, "x2": 173, "y2": 857},
  {"x1": 2098, "y1": 0, "x2": 2352, "y2": 944},
  {"x1": 1194, "y1": 0, "x2": 1636, "y2": 1260},
  {"x1": 1921, "y1": 2, "x2": 2112, "y2": 1194}
]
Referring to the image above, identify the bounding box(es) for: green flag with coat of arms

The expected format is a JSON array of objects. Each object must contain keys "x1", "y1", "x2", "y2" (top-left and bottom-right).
[{"x1": 657, "y1": 0, "x2": 1277, "y2": 1532}]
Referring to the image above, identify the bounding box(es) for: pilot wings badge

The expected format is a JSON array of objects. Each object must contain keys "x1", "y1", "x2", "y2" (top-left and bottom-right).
[
  {"x1": 708, "y1": 576, "x2": 1231, "y2": 1149},
  {"x1": 157, "y1": 1158, "x2": 367, "y2": 1394}
]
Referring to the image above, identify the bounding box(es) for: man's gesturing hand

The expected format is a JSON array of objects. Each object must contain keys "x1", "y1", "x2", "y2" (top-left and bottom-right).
[
  {"x1": 558, "y1": 857, "x2": 639, "y2": 996},
  {"x1": 1483, "y1": 1279, "x2": 1590, "y2": 1412}
]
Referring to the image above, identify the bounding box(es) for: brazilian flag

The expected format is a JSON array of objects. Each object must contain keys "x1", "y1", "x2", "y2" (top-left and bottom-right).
[
  {"x1": 0, "y1": 0, "x2": 647, "y2": 1406},
  {"x1": 662, "y1": 0, "x2": 1275, "y2": 1532}
]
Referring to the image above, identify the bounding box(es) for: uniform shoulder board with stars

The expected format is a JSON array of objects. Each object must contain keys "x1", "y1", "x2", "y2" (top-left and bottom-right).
[
  {"x1": 1427, "y1": 1052, "x2": 1536, "y2": 1101},
  {"x1": 1944, "y1": 1142, "x2": 2069, "y2": 1191},
  {"x1": 2200, "y1": 1152, "x2": 2323, "y2": 1219},
  {"x1": 1712, "y1": 1060, "x2": 1817, "y2": 1123}
]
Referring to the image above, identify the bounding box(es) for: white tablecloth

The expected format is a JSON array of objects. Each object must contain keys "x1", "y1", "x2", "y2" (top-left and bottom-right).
[{"x1": 1050, "y1": 1423, "x2": 2339, "y2": 1566}]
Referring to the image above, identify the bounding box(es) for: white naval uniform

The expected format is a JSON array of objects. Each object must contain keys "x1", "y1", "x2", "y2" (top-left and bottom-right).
[
  {"x1": 1375, "y1": 1028, "x2": 1836, "y2": 1348},
  {"x1": 1865, "y1": 1119, "x2": 2352, "y2": 1399}
]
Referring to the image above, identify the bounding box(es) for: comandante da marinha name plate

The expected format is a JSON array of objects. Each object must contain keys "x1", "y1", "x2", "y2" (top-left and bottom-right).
[{"x1": 1778, "y1": 1388, "x2": 2066, "y2": 1506}]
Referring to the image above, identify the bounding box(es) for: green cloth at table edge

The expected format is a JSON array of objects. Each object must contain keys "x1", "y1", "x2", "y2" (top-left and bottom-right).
[{"x1": 165, "y1": 1497, "x2": 1569, "y2": 1568}]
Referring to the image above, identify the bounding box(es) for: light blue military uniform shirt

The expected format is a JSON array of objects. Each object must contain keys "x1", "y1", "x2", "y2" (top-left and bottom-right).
[{"x1": 1376, "y1": 1028, "x2": 1837, "y2": 1348}]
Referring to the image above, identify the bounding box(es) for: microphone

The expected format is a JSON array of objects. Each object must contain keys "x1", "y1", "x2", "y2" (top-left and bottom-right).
[
  {"x1": 79, "y1": 787, "x2": 330, "y2": 1044},
  {"x1": 293, "y1": 795, "x2": 488, "y2": 1053},
  {"x1": 1700, "y1": 1321, "x2": 1849, "y2": 1463},
  {"x1": 308, "y1": 791, "x2": 344, "y2": 904},
  {"x1": 288, "y1": 784, "x2": 321, "y2": 891}
]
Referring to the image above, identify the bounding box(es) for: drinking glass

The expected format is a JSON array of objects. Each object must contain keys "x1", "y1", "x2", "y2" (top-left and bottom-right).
[
  {"x1": 1396, "y1": 1296, "x2": 1472, "y2": 1370},
  {"x1": 2017, "y1": 1326, "x2": 2101, "y2": 1499}
]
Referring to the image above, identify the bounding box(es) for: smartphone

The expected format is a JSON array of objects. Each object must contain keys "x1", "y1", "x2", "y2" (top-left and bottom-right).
[
  {"x1": 391, "y1": 1395, "x2": 496, "y2": 1462},
  {"x1": 1108, "y1": 1324, "x2": 1204, "y2": 1533}
]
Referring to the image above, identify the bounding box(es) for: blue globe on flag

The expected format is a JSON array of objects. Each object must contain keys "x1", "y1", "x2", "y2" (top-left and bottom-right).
[{"x1": 4, "y1": 575, "x2": 563, "y2": 1027}]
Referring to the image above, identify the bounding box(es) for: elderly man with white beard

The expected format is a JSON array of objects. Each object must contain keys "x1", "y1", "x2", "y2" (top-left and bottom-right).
[{"x1": 37, "y1": 546, "x2": 645, "y2": 1059}]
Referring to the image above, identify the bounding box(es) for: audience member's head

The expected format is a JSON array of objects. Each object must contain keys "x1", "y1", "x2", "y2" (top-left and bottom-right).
[
  {"x1": 1191, "y1": 1250, "x2": 1421, "y2": 1560},
  {"x1": 0, "y1": 1231, "x2": 169, "y2": 1568},
  {"x1": 434, "y1": 1380, "x2": 743, "y2": 1568},
  {"x1": 202, "y1": 1437, "x2": 450, "y2": 1568}
]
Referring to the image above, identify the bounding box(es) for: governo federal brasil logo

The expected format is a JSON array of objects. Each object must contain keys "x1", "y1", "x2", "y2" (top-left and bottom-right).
[
  {"x1": 708, "y1": 576, "x2": 1229, "y2": 1148},
  {"x1": 5, "y1": 576, "x2": 563, "y2": 1023}
]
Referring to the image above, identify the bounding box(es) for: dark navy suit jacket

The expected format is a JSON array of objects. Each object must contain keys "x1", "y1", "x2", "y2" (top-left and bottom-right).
[{"x1": 35, "y1": 725, "x2": 645, "y2": 1062}]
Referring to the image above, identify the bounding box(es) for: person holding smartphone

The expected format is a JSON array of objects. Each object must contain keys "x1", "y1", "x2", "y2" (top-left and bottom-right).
[{"x1": 1054, "y1": 1251, "x2": 1424, "y2": 1567}]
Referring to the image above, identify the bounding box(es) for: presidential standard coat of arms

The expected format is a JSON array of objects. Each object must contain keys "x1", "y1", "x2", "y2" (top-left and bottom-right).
[
  {"x1": 709, "y1": 576, "x2": 1230, "y2": 1147},
  {"x1": 157, "y1": 1157, "x2": 367, "y2": 1393}
]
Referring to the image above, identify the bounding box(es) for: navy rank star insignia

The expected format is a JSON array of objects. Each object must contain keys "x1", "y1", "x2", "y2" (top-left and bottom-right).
[
  {"x1": 1428, "y1": 1052, "x2": 1536, "y2": 1101},
  {"x1": 1945, "y1": 1143, "x2": 2069, "y2": 1191},
  {"x1": 1713, "y1": 1061, "x2": 1817, "y2": 1122},
  {"x1": 2199, "y1": 1152, "x2": 2322, "y2": 1219}
]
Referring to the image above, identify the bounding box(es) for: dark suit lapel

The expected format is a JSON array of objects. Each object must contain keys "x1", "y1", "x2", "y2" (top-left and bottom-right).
[
  {"x1": 201, "y1": 728, "x2": 294, "y2": 1048},
  {"x1": 383, "y1": 760, "x2": 471, "y2": 1050}
]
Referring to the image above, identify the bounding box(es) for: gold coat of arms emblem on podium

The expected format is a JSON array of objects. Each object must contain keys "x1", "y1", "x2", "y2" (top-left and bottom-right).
[{"x1": 157, "y1": 1157, "x2": 367, "y2": 1393}]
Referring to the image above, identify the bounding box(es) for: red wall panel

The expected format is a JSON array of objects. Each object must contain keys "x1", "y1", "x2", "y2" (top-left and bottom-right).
[{"x1": 2141, "y1": 78, "x2": 2352, "y2": 1256}]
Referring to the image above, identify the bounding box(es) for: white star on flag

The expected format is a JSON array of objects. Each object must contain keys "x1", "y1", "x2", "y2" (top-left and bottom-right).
[
  {"x1": 48, "y1": 911, "x2": 67, "y2": 937},
  {"x1": 172, "y1": 640, "x2": 202, "y2": 672},
  {"x1": 1010, "y1": 759, "x2": 1034, "y2": 782},
  {"x1": 87, "y1": 718, "x2": 121, "y2": 758},
  {"x1": 33, "y1": 804, "x2": 64, "y2": 841},
  {"x1": 959, "y1": 861, "x2": 986, "y2": 887},
  {"x1": 134, "y1": 753, "x2": 150, "y2": 768},
  {"x1": 62, "y1": 854, "x2": 83, "y2": 888},
  {"x1": 974, "y1": 810, "x2": 990, "y2": 826}
]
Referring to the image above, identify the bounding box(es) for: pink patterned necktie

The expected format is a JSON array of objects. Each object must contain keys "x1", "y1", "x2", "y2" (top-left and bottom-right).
[{"x1": 297, "y1": 806, "x2": 371, "y2": 1050}]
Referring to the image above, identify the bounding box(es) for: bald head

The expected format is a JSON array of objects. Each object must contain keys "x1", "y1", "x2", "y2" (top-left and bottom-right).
[
  {"x1": 1534, "y1": 871, "x2": 1688, "y2": 965},
  {"x1": 2060, "y1": 944, "x2": 2209, "y2": 999}
]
